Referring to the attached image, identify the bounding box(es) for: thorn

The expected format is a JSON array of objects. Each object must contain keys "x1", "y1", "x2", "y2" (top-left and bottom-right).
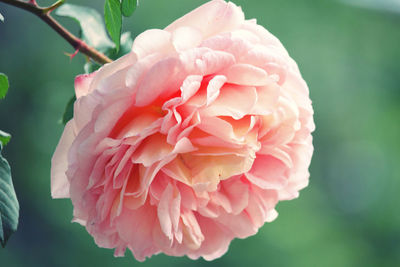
[
  {"x1": 64, "y1": 48, "x2": 79, "y2": 61},
  {"x1": 42, "y1": 0, "x2": 65, "y2": 14}
]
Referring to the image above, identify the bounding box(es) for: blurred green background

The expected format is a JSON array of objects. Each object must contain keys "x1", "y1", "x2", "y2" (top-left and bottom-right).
[{"x1": 0, "y1": 0, "x2": 399, "y2": 266}]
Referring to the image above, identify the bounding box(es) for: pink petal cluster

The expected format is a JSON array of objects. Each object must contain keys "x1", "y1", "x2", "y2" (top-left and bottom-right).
[{"x1": 51, "y1": 0, "x2": 314, "y2": 261}]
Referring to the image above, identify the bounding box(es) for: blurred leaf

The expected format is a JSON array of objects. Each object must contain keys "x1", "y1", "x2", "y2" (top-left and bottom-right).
[
  {"x1": 104, "y1": 0, "x2": 122, "y2": 51},
  {"x1": 55, "y1": 4, "x2": 115, "y2": 52},
  {"x1": 110, "y1": 31, "x2": 134, "y2": 58},
  {"x1": 121, "y1": 0, "x2": 137, "y2": 17},
  {"x1": 84, "y1": 61, "x2": 102, "y2": 74},
  {"x1": 119, "y1": 32, "x2": 134, "y2": 55},
  {"x1": 0, "y1": 73, "x2": 8, "y2": 99},
  {"x1": 0, "y1": 144, "x2": 19, "y2": 248},
  {"x1": 55, "y1": 3, "x2": 131, "y2": 73},
  {"x1": 61, "y1": 95, "x2": 76, "y2": 125},
  {"x1": 0, "y1": 13, "x2": 4, "y2": 22},
  {"x1": 340, "y1": 0, "x2": 400, "y2": 15},
  {"x1": 0, "y1": 131, "x2": 10, "y2": 147}
]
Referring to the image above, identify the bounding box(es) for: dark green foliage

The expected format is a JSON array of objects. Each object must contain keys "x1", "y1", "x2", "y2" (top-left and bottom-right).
[
  {"x1": 61, "y1": 95, "x2": 76, "y2": 125},
  {"x1": 0, "y1": 131, "x2": 10, "y2": 147},
  {"x1": 0, "y1": 144, "x2": 19, "y2": 247},
  {"x1": 0, "y1": 73, "x2": 9, "y2": 99}
]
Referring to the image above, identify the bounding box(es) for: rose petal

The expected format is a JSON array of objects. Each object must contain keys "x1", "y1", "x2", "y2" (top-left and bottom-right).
[
  {"x1": 135, "y1": 57, "x2": 184, "y2": 106},
  {"x1": 172, "y1": 26, "x2": 203, "y2": 51},
  {"x1": 165, "y1": 0, "x2": 245, "y2": 38},
  {"x1": 132, "y1": 29, "x2": 173, "y2": 59},
  {"x1": 51, "y1": 120, "x2": 76, "y2": 198},
  {"x1": 74, "y1": 71, "x2": 96, "y2": 99},
  {"x1": 221, "y1": 63, "x2": 270, "y2": 86},
  {"x1": 246, "y1": 155, "x2": 288, "y2": 190},
  {"x1": 202, "y1": 84, "x2": 257, "y2": 119}
]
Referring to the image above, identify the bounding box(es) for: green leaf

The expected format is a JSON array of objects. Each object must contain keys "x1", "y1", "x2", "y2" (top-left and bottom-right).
[
  {"x1": 121, "y1": 0, "x2": 137, "y2": 17},
  {"x1": 0, "y1": 144, "x2": 19, "y2": 247},
  {"x1": 55, "y1": 4, "x2": 115, "y2": 52},
  {"x1": 0, "y1": 13, "x2": 4, "y2": 22},
  {"x1": 0, "y1": 73, "x2": 9, "y2": 99},
  {"x1": 0, "y1": 131, "x2": 11, "y2": 147},
  {"x1": 104, "y1": 0, "x2": 122, "y2": 51},
  {"x1": 61, "y1": 95, "x2": 76, "y2": 125}
]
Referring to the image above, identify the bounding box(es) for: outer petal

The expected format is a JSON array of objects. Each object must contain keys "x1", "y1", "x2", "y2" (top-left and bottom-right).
[
  {"x1": 51, "y1": 120, "x2": 76, "y2": 198},
  {"x1": 74, "y1": 71, "x2": 96, "y2": 99},
  {"x1": 246, "y1": 155, "x2": 288, "y2": 190},
  {"x1": 172, "y1": 26, "x2": 203, "y2": 52},
  {"x1": 165, "y1": 0, "x2": 245, "y2": 38},
  {"x1": 89, "y1": 52, "x2": 137, "y2": 93},
  {"x1": 132, "y1": 29, "x2": 174, "y2": 59},
  {"x1": 189, "y1": 216, "x2": 232, "y2": 261},
  {"x1": 115, "y1": 204, "x2": 159, "y2": 261}
]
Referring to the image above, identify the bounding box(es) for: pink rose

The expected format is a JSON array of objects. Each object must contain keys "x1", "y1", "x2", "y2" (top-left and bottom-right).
[{"x1": 51, "y1": 0, "x2": 314, "y2": 261}]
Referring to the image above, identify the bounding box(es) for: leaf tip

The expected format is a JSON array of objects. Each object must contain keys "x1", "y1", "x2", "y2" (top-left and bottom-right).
[{"x1": 0, "y1": 73, "x2": 9, "y2": 99}]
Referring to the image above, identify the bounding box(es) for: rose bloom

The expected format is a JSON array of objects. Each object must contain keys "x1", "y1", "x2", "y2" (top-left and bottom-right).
[{"x1": 51, "y1": 0, "x2": 314, "y2": 261}]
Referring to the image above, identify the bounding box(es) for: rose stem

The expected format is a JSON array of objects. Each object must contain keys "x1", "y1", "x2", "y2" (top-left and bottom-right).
[{"x1": 0, "y1": 0, "x2": 112, "y2": 65}]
